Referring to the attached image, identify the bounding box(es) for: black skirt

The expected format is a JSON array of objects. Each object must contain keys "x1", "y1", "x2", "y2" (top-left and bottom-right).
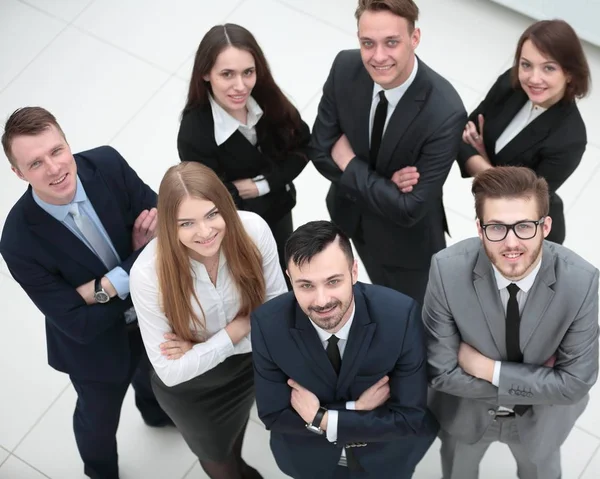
[{"x1": 151, "y1": 352, "x2": 255, "y2": 461}]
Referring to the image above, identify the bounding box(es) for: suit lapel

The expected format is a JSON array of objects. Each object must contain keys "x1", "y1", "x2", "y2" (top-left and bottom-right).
[
  {"x1": 376, "y1": 60, "x2": 429, "y2": 172},
  {"x1": 336, "y1": 289, "x2": 377, "y2": 395},
  {"x1": 25, "y1": 190, "x2": 105, "y2": 275},
  {"x1": 78, "y1": 161, "x2": 129, "y2": 261},
  {"x1": 520, "y1": 244, "x2": 556, "y2": 351},
  {"x1": 473, "y1": 247, "x2": 506, "y2": 357},
  {"x1": 290, "y1": 305, "x2": 338, "y2": 385},
  {"x1": 486, "y1": 89, "x2": 527, "y2": 143},
  {"x1": 351, "y1": 68, "x2": 374, "y2": 161},
  {"x1": 493, "y1": 95, "x2": 570, "y2": 165}
]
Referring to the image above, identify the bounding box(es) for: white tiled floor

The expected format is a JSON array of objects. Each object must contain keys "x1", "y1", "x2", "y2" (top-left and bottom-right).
[{"x1": 0, "y1": 0, "x2": 599, "y2": 477}]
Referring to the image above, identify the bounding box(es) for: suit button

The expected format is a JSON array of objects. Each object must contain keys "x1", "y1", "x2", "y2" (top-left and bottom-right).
[{"x1": 488, "y1": 409, "x2": 495, "y2": 416}]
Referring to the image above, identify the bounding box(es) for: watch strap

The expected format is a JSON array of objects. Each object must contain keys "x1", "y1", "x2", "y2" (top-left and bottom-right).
[
  {"x1": 311, "y1": 407, "x2": 327, "y2": 428},
  {"x1": 94, "y1": 277, "x2": 103, "y2": 294}
]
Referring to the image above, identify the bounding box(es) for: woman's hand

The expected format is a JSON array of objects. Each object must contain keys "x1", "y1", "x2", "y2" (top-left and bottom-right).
[
  {"x1": 232, "y1": 179, "x2": 259, "y2": 199},
  {"x1": 160, "y1": 333, "x2": 194, "y2": 360},
  {"x1": 462, "y1": 114, "x2": 489, "y2": 160}
]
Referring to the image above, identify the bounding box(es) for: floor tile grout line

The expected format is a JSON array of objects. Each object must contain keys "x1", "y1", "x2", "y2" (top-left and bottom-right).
[
  {"x1": 66, "y1": 24, "x2": 175, "y2": 76},
  {"x1": 575, "y1": 424, "x2": 600, "y2": 442},
  {"x1": 274, "y1": 0, "x2": 357, "y2": 39},
  {"x1": 181, "y1": 459, "x2": 200, "y2": 479},
  {"x1": 0, "y1": 445, "x2": 10, "y2": 469},
  {"x1": 15, "y1": 0, "x2": 71, "y2": 24},
  {"x1": 578, "y1": 442, "x2": 600, "y2": 479},
  {"x1": 5, "y1": 453, "x2": 53, "y2": 478},
  {"x1": 106, "y1": 73, "x2": 180, "y2": 147},
  {"x1": 565, "y1": 161, "x2": 600, "y2": 215},
  {"x1": 10, "y1": 382, "x2": 71, "y2": 455},
  {"x1": 0, "y1": 23, "x2": 71, "y2": 98}
]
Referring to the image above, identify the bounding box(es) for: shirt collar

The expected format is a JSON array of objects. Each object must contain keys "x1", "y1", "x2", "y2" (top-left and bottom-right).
[
  {"x1": 526, "y1": 100, "x2": 547, "y2": 121},
  {"x1": 309, "y1": 302, "x2": 356, "y2": 343},
  {"x1": 372, "y1": 56, "x2": 419, "y2": 108},
  {"x1": 493, "y1": 255, "x2": 542, "y2": 293},
  {"x1": 208, "y1": 94, "x2": 264, "y2": 146},
  {"x1": 32, "y1": 175, "x2": 87, "y2": 222}
]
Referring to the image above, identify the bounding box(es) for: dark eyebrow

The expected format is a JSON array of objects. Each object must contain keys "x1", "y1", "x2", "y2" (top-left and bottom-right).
[
  {"x1": 205, "y1": 206, "x2": 217, "y2": 217},
  {"x1": 520, "y1": 56, "x2": 558, "y2": 65}
]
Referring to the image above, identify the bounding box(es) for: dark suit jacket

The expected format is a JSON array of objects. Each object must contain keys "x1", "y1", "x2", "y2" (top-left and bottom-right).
[
  {"x1": 457, "y1": 69, "x2": 587, "y2": 244},
  {"x1": 311, "y1": 50, "x2": 467, "y2": 269},
  {"x1": 177, "y1": 103, "x2": 311, "y2": 226},
  {"x1": 251, "y1": 282, "x2": 438, "y2": 478},
  {"x1": 0, "y1": 146, "x2": 157, "y2": 383}
]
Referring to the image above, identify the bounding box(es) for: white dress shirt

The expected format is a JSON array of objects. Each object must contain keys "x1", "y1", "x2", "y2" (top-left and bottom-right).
[
  {"x1": 130, "y1": 211, "x2": 287, "y2": 387},
  {"x1": 495, "y1": 100, "x2": 547, "y2": 154},
  {"x1": 208, "y1": 94, "x2": 270, "y2": 196},
  {"x1": 369, "y1": 57, "x2": 419, "y2": 144},
  {"x1": 308, "y1": 304, "x2": 356, "y2": 458},
  {"x1": 491, "y1": 258, "x2": 543, "y2": 395}
]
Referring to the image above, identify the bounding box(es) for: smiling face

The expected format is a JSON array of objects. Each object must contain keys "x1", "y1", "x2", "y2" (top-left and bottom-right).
[
  {"x1": 518, "y1": 40, "x2": 570, "y2": 108},
  {"x1": 478, "y1": 196, "x2": 552, "y2": 281},
  {"x1": 287, "y1": 239, "x2": 358, "y2": 333},
  {"x1": 177, "y1": 196, "x2": 226, "y2": 261},
  {"x1": 10, "y1": 125, "x2": 77, "y2": 205},
  {"x1": 357, "y1": 9, "x2": 420, "y2": 90},
  {"x1": 204, "y1": 46, "x2": 257, "y2": 120}
]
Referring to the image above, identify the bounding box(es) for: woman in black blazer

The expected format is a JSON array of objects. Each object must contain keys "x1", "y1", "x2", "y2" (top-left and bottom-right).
[
  {"x1": 458, "y1": 20, "x2": 591, "y2": 244},
  {"x1": 178, "y1": 24, "x2": 310, "y2": 280}
]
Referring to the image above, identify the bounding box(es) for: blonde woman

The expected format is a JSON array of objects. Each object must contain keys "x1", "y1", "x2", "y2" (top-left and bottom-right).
[{"x1": 130, "y1": 162, "x2": 286, "y2": 479}]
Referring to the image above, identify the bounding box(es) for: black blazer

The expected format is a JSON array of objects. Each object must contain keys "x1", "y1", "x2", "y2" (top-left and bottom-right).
[
  {"x1": 0, "y1": 147, "x2": 157, "y2": 383},
  {"x1": 311, "y1": 50, "x2": 467, "y2": 269},
  {"x1": 251, "y1": 282, "x2": 438, "y2": 479},
  {"x1": 177, "y1": 103, "x2": 311, "y2": 226},
  {"x1": 457, "y1": 69, "x2": 587, "y2": 244}
]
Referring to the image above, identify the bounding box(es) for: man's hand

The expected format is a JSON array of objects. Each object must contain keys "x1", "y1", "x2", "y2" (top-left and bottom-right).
[
  {"x1": 331, "y1": 134, "x2": 355, "y2": 172},
  {"x1": 288, "y1": 379, "x2": 325, "y2": 428},
  {"x1": 458, "y1": 342, "x2": 495, "y2": 383},
  {"x1": 462, "y1": 114, "x2": 489, "y2": 160},
  {"x1": 391, "y1": 166, "x2": 419, "y2": 193},
  {"x1": 544, "y1": 354, "x2": 557, "y2": 368},
  {"x1": 232, "y1": 179, "x2": 259, "y2": 200},
  {"x1": 160, "y1": 333, "x2": 194, "y2": 360},
  {"x1": 75, "y1": 277, "x2": 117, "y2": 305},
  {"x1": 356, "y1": 375, "x2": 390, "y2": 411},
  {"x1": 132, "y1": 208, "x2": 158, "y2": 250}
]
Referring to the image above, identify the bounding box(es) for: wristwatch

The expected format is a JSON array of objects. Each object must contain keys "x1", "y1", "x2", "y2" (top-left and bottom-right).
[
  {"x1": 94, "y1": 278, "x2": 110, "y2": 304},
  {"x1": 305, "y1": 407, "x2": 327, "y2": 435}
]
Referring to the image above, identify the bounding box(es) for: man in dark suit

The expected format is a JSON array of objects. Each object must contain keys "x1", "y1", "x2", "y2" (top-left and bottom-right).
[
  {"x1": 311, "y1": 0, "x2": 466, "y2": 304},
  {"x1": 0, "y1": 107, "x2": 171, "y2": 479},
  {"x1": 251, "y1": 220, "x2": 438, "y2": 479}
]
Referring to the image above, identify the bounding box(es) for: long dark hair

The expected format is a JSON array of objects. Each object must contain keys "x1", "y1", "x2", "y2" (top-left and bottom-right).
[{"x1": 184, "y1": 24, "x2": 304, "y2": 157}]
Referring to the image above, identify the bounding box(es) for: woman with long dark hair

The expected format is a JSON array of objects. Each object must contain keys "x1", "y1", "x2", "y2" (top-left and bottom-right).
[
  {"x1": 458, "y1": 19, "x2": 591, "y2": 244},
  {"x1": 178, "y1": 24, "x2": 311, "y2": 283},
  {"x1": 130, "y1": 162, "x2": 287, "y2": 479}
]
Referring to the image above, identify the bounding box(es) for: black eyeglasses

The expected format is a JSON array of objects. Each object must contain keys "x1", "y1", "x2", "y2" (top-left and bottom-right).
[{"x1": 480, "y1": 218, "x2": 545, "y2": 242}]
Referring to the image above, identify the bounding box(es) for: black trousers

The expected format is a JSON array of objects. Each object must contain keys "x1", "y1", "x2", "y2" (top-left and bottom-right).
[
  {"x1": 270, "y1": 212, "x2": 294, "y2": 290},
  {"x1": 70, "y1": 327, "x2": 169, "y2": 479},
  {"x1": 353, "y1": 237, "x2": 429, "y2": 305}
]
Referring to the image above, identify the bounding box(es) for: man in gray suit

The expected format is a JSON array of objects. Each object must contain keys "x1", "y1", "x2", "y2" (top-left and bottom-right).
[{"x1": 423, "y1": 166, "x2": 599, "y2": 479}]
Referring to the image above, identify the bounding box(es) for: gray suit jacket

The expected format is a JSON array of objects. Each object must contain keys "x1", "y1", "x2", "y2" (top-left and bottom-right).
[{"x1": 423, "y1": 237, "x2": 599, "y2": 460}]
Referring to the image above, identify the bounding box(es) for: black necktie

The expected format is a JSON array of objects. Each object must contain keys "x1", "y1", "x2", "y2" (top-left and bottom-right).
[
  {"x1": 505, "y1": 284, "x2": 523, "y2": 363},
  {"x1": 506, "y1": 283, "x2": 530, "y2": 415},
  {"x1": 326, "y1": 335, "x2": 342, "y2": 375},
  {"x1": 370, "y1": 90, "x2": 388, "y2": 167}
]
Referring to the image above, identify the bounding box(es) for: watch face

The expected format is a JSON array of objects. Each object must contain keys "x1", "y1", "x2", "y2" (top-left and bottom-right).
[{"x1": 95, "y1": 291, "x2": 110, "y2": 303}]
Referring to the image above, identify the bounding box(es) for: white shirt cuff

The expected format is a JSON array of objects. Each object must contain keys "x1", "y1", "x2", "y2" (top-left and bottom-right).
[
  {"x1": 254, "y1": 178, "x2": 270, "y2": 196},
  {"x1": 193, "y1": 328, "x2": 234, "y2": 361},
  {"x1": 492, "y1": 361, "x2": 502, "y2": 387},
  {"x1": 346, "y1": 401, "x2": 356, "y2": 410},
  {"x1": 326, "y1": 409, "x2": 338, "y2": 443}
]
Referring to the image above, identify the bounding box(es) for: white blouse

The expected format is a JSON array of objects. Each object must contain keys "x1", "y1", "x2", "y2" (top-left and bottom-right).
[
  {"x1": 495, "y1": 100, "x2": 547, "y2": 154},
  {"x1": 130, "y1": 211, "x2": 287, "y2": 387}
]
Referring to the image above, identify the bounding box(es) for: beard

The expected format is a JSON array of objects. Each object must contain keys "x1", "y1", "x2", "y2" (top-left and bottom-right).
[
  {"x1": 484, "y1": 236, "x2": 543, "y2": 281},
  {"x1": 307, "y1": 294, "x2": 354, "y2": 332}
]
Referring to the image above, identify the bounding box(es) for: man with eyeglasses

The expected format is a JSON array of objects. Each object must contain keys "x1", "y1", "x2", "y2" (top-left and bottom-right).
[{"x1": 422, "y1": 166, "x2": 599, "y2": 479}]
